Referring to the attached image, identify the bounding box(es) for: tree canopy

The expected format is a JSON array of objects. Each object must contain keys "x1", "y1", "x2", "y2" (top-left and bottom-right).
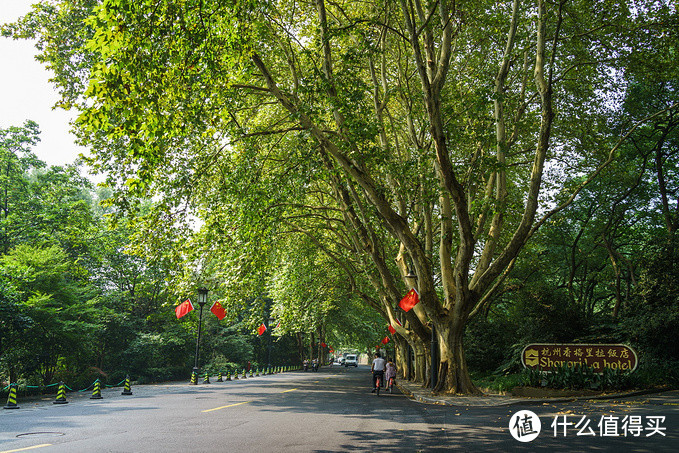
[{"x1": 3, "y1": 0, "x2": 678, "y2": 394}]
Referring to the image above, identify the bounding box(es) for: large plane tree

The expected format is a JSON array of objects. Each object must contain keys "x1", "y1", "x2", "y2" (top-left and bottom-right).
[{"x1": 8, "y1": 0, "x2": 677, "y2": 393}]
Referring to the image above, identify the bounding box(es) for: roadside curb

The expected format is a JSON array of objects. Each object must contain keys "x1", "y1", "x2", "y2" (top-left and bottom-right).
[{"x1": 397, "y1": 383, "x2": 673, "y2": 407}]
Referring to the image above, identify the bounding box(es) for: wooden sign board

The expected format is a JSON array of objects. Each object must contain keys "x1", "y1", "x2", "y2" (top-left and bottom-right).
[{"x1": 521, "y1": 344, "x2": 638, "y2": 373}]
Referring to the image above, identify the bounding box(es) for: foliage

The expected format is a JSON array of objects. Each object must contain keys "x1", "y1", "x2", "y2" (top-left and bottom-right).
[
  {"x1": 521, "y1": 365, "x2": 636, "y2": 391},
  {"x1": 464, "y1": 314, "x2": 517, "y2": 374},
  {"x1": 621, "y1": 234, "x2": 679, "y2": 366},
  {"x1": 471, "y1": 372, "x2": 525, "y2": 394},
  {"x1": 2, "y1": 0, "x2": 678, "y2": 395}
]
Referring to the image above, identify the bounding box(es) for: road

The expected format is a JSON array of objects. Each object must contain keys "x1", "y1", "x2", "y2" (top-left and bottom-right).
[{"x1": 1, "y1": 365, "x2": 677, "y2": 452}]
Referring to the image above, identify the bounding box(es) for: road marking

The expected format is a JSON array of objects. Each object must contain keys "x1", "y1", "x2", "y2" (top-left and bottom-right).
[
  {"x1": 202, "y1": 401, "x2": 251, "y2": 413},
  {"x1": 282, "y1": 388, "x2": 297, "y2": 393},
  {"x1": 0, "y1": 445, "x2": 52, "y2": 453}
]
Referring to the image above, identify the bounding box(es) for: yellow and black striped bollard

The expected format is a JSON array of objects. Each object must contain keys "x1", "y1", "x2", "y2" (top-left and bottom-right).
[
  {"x1": 3, "y1": 384, "x2": 19, "y2": 409},
  {"x1": 90, "y1": 379, "x2": 103, "y2": 399},
  {"x1": 121, "y1": 375, "x2": 133, "y2": 395},
  {"x1": 217, "y1": 372, "x2": 223, "y2": 382},
  {"x1": 53, "y1": 382, "x2": 68, "y2": 404},
  {"x1": 190, "y1": 371, "x2": 198, "y2": 385},
  {"x1": 203, "y1": 373, "x2": 210, "y2": 384}
]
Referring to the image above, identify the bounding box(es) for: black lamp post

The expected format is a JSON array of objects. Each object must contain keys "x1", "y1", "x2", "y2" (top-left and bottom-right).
[
  {"x1": 430, "y1": 323, "x2": 438, "y2": 390},
  {"x1": 267, "y1": 316, "x2": 275, "y2": 371},
  {"x1": 192, "y1": 287, "x2": 209, "y2": 383}
]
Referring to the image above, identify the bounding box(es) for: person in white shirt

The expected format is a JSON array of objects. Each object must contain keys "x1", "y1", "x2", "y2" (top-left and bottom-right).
[{"x1": 371, "y1": 352, "x2": 386, "y2": 392}]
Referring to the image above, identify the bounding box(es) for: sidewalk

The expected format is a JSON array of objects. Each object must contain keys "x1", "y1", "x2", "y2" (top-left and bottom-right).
[{"x1": 397, "y1": 380, "x2": 677, "y2": 407}]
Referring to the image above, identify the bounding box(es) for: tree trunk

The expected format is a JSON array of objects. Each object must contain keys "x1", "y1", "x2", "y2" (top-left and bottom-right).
[
  {"x1": 435, "y1": 322, "x2": 481, "y2": 395},
  {"x1": 411, "y1": 340, "x2": 428, "y2": 385},
  {"x1": 296, "y1": 332, "x2": 305, "y2": 362},
  {"x1": 394, "y1": 335, "x2": 409, "y2": 380},
  {"x1": 309, "y1": 332, "x2": 315, "y2": 360}
]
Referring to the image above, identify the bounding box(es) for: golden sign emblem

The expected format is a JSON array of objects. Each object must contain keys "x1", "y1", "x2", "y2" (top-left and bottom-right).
[{"x1": 524, "y1": 348, "x2": 539, "y2": 367}]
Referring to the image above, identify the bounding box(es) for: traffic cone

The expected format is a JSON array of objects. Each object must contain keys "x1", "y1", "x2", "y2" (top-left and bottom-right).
[
  {"x1": 233, "y1": 369, "x2": 239, "y2": 380},
  {"x1": 190, "y1": 371, "x2": 198, "y2": 385},
  {"x1": 217, "y1": 372, "x2": 223, "y2": 382},
  {"x1": 255, "y1": 368, "x2": 260, "y2": 377},
  {"x1": 53, "y1": 382, "x2": 68, "y2": 404},
  {"x1": 121, "y1": 375, "x2": 133, "y2": 395},
  {"x1": 3, "y1": 384, "x2": 19, "y2": 409},
  {"x1": 249, "y1": 369, "x2": 254, "y2": 378},
  {"x1": 203, "y1": 373, "x2": 210, "y2": 384},
  {"x1": 241, "y1": 369, "x2": 247, "y2": 379},
  {"x1": 90, "y1": 379, "x2": 103, "y2": 399},
  {"x1": 226, "y1": 371, "x2": 232, "y2": 381}
]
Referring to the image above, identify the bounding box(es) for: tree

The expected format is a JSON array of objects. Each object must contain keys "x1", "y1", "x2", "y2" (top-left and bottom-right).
[
  {"x1": 0, "y1": 121, "x2": 44, "y2": 253},
  {"x1": 9, "y1": 0, "x2": 678, "y2": 394}
]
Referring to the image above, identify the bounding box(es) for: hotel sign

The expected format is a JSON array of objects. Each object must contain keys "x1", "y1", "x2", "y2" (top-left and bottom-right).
[{"x1": 521, "y1": 344, "x2": 638, "y2": 373}]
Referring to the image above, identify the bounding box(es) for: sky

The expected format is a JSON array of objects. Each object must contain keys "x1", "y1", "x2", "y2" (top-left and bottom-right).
[{"x1": 0, "y1": 0, "x2": 88, "y2": 168}]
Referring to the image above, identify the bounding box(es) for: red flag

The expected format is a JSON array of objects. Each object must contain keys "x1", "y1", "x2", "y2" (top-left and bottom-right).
[
  {"x1": 321, "y1": 342, "x2": 327, "y2": 348},
  {"x1": 388, "y1": 324, "x2": 396, "y2": 334},
  {"x1": 398, "y1": 288, "x2": 420, "y2": 312},
  {"x1": 175, "y1": 299, "x2": 194, "y2": 319},
  {"x1": 258, "y1": 323, "x2": 267, "y2": 336},
  {"x1": 381, "y1": 337, "x2": 390, "y2": 345},
  {"x1": 210, "y1": 301, "x2": 227, "y2": 321}
]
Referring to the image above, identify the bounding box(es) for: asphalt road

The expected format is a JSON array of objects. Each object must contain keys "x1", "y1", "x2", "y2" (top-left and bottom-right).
[{"x1": 1, "y1": 366, "x2": 677, "y2": 452}]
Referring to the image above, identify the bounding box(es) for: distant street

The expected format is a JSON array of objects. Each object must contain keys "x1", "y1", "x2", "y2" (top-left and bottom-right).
[{"x1": 1, "y1": 366, "x2": 677, "y2": 452}]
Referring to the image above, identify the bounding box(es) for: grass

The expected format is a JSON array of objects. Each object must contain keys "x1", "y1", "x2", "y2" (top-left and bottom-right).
[{"x1": 472, "y1": 371, "x2": 524, "y2": 394}]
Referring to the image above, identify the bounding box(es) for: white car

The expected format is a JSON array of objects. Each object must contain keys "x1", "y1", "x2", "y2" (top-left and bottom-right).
[{"x1": 344, "y1": 354, "x2": 358, "y2": 367}]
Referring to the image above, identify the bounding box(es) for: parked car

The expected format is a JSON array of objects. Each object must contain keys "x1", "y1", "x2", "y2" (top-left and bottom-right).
[{"x1": 344, "y1": 354, "x2": 358, "y2": 367}]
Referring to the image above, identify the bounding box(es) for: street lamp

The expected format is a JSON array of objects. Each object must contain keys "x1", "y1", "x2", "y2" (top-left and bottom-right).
[
  {"x1": 405, "y1": 268, "x2": 417, "y2": 280},
  {"x1": 267, "y1": 316, "x2": 275, "y2": 372},
  {"x1": 192, "y1": 287, "x2": 209, "y2": 383},
  {"x1": 430, "y1": 322, "x2": 438, "y2": 390}
]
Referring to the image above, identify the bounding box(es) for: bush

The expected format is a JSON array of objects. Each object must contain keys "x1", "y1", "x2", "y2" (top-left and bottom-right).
[
  {"x1": 203, "y1": 355, "x2": 241, "y2": 375},
  {"x1": 520, "y1": 364, "x2": 637, "y2": 391},
  {"x1": 622, "y1": 235, "x2": 679, "y2": 356},
  {"x1": 631, "y1": 358, "x2": 679, "y2": 388},
  {"x1": 119, "y1": 330, "x2": 193, "y2": 383},
  {"x1": 465, "y1": 315, "x2": 517, "y2": 373},
  {"x1": 472, "y1": 371, "x2": 525, "y2": 393}
]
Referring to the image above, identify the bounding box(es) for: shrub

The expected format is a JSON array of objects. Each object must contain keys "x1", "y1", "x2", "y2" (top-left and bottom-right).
[{"x1": 521, "y1": 364, "x2": 637, "y2": 391}]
